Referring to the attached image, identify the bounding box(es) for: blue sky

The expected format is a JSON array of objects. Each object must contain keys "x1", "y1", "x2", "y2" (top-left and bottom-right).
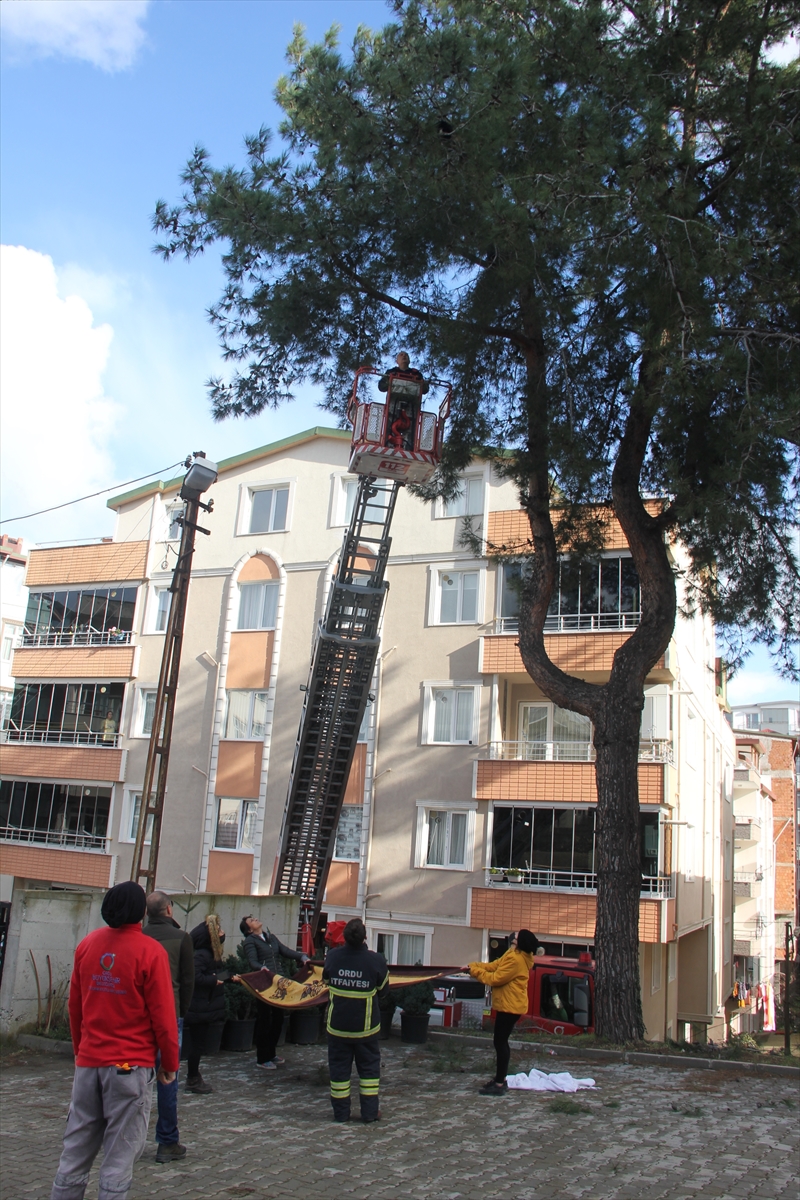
[{"x1": 0, "y1": 0, "x2": 795, "y2": 704}]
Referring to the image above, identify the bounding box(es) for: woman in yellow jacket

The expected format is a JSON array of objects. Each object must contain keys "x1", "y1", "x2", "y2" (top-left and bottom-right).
[{"x1": 465, "y1": 929, "x2": 539, "y2": 1095}]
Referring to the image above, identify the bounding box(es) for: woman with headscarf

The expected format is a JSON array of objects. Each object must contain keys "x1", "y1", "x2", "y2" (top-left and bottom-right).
[
  {"x1": 183, "y1": 914, "x2": 226, "y2": 1095},
  {"x1": 464, "y1": 929, "x2": 539, "y2": 1096}
]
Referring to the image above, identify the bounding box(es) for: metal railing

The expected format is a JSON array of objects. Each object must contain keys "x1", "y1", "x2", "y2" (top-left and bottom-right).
[
  {"x1": 734, "y1": 870, "x2": 764, "y2": 883},
  {"x1": 2, "y1": 728, "x2": 121, "y2": 748},
  {"x1": 22, "y1": 629, "x2": 133, "y2": 648},
  {"x1": 484, "y1": 867, "x2": 673, "y2": 898},
  {"x1": 0, "y1": 825, "x2": 108, "y2": 851},
  {"x1": 481, "y1": 739, "x2": 674, "y2": 765},
  {"x1": 493, "y1": 612, "x2": 641, "y2": 635}
]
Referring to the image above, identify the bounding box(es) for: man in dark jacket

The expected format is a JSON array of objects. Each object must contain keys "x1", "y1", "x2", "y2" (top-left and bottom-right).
[
  {"x1": 240, "y1": 915, "x2": 308, "y2": 1070},
  {"x1": 143, "y1": 892, "x2": 194, "y2": 1161},
  {"x1": 322, "y1": 918, "x2": 388, "y2": 1124}
]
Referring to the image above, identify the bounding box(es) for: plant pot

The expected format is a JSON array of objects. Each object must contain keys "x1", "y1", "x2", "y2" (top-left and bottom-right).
[
  {"x1": 221, "y1": 1018, "x2": 256, "y2": 1052},
  {"x1": 289, "y1": 1007, "x2": 322, "y2": 1045},
  {"x1": 400, "y1": 1011, "x2": 430, "y2": 1044},
  {"x1": 380, "y1": 1010, "x2": 395, "y2": 1040}
]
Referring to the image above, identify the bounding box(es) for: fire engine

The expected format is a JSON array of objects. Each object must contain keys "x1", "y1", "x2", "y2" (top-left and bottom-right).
[{"x1": 484, "y1": 952, "x2": 596, "y2": 1036}]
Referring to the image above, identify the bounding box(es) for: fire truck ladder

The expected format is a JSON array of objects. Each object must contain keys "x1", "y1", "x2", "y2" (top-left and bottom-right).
[{"x1": 273, "y1": 474, "x2": 401, "y2": 933}]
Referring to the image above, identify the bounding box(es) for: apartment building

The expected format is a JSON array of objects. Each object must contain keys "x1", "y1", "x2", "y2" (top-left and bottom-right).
[
  {"x1": 0, "y1": 428, "x2": 737, "y2": 1041},
  {"x1": 0, "y1": 536, "x2": 27, "y2": 738}
]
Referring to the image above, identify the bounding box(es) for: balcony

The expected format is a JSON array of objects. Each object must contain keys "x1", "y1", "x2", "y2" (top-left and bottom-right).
[
  {"x1": 476, "y1": 758, "x2": 665, "y2": 805},
  {"x1": 493, "y1": 612, "x2": 641, "y2": 635},
  {"x1": 484, "y1": 867, "x2": 673, "y2": 898},
  {"x1": 733, "y1": 871, "x2": 763, "y2": 899},
  {"x1": 0, "y1": 824, "x2": 108, "y2": 851},
  {"x1": 22, "y1": 629, "x2": 132, "y2": 648},
  {"x1": 2, "y1": 728, "x2": 121, "y2": 749},
  {"x1": 733, "y1": 819, "x2": 761, "y2": 843},
  {"x1": 481, "y1": 739, "x2": 673, "y2": 766},
  {"x1": 480, "y1": 631, "x2": 671, "y2": 679}
]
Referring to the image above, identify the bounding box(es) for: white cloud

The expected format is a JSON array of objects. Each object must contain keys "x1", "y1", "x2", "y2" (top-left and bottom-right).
[
  {"x1": 0, "y1": 0, "x2": 150, "y2": 72},
  {"x1": 0, "y1": 245, "x2": 119, "y2": 541}
]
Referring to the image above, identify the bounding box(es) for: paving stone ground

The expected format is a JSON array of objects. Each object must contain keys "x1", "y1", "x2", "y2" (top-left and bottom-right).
[{"x1": 1, "y1": 1038, "x2": 797, "y2": 1200}]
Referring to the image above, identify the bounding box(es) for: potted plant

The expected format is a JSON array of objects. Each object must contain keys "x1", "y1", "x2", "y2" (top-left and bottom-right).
[
  {"x1": 221, "y1": 944, "x2": 257, "y2": 1052},
  {"x1": 505, "y1": 867, "x2": 523, "y2": 884},
  {"x1": 378, "y1": 984, "x2": 397, "y2": 1039},
  {"x1": 397, "y1": 979, "x2": 436, "y2": 1044}
]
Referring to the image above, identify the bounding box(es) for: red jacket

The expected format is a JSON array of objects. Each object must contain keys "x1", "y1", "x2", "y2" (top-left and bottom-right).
[{"x1": 69, "y1": 923, "x2": 179, "y2": 1071}]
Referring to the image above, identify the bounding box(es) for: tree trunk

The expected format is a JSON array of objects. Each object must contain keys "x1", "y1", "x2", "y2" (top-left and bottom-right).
[{"x1": 592, "y1": 697, "x2": 646, "y2": 1042}]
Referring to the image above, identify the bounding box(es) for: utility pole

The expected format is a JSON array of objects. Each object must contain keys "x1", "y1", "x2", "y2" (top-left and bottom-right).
[{"x1": 131, "y1": 453, "x2": 217, "y2": 892}]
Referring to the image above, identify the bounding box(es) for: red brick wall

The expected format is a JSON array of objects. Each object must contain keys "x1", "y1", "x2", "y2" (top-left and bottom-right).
[
  {"x1": 475, "y1": 760, "x2": 664, "y2": 805},
  {"x1": 0, "y1": 744, "x2": 124, "y2": 782},
  {"x1": 469, "y1": 887, "x2": 661, "y2": 943},
  {"x1": 0, "y1": 843, "x2": 113, "y2": 887},
  {"x1": 12, "y1": 645, "x2": 136, "y2": 680}
]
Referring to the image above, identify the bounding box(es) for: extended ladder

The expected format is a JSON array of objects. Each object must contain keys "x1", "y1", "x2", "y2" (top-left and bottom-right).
[{"x1": 274, "y1": 475, "x2": 401, "y2": 932}]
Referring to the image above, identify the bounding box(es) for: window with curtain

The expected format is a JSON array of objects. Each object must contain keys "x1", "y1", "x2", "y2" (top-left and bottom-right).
[
  {"x1": 333, "y1": 805, "x2": 363, "y2": 860},
  {"x1": 376, "y1": 932, "x2": 426, "y2": 965},
  {"x1": 431, "y1": 687, "x2": 475, "y2": 744},
  {"x1": 155, "y1": 588, "x2": 171, "y2": 632},
  {"x1": 215, "y1": 798, "x2": 257, "y2": 850},
  {"x1": 425, "y1": 809, "x2": 469, "y2": 868},
  {"x1": 342, "y1": 477, "x2": 387, "y2": 524},
  {"x1": 224, "y1": 691, "x2": 268, "y2": 739},
  {"x1": 249, "y1": 486, "x2": 289, "y2": 533},
  {"x1": 128, "y1": 793, "x2": 154, "y2": 844},
  {"x1": 438, "y1": 570, "x2": 479, "y2": 623},
  {"x1": 518, "y1": 702, "x2": 592, "y2": 760},
  {"x1": 238, "y1": 581, "x2": 279, "y2": 630}
]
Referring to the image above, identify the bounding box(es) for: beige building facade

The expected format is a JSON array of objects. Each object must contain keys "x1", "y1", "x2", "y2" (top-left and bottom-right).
[{"x1": 0, "y1": 428, "x2": 737, "y2": 1041}]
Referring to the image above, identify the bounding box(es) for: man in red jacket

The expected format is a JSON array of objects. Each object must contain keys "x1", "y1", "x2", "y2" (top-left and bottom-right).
[{"x1": 50, "y1": 881, "x2": 179, "y2": 1200}]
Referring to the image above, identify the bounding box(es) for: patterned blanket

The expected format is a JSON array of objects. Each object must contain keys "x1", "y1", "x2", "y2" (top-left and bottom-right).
[{"x1": 238, "y1": 963, "x2": 461, "y2": 1010}]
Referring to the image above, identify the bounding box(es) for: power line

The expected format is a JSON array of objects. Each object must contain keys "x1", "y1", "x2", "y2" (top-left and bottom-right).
[{"x1": 0, "y1": 462, "x2": 185, "y2": 527}]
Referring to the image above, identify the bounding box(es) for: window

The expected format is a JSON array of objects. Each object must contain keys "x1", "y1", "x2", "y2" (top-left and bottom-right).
[
  {"x1": 215, "y1": 797, "x2": 258, "y2": 851},
  {"x1": 155, "y1": 588, "x2": 171, "y2": 633},
  {"x1": 341, "y1": 477, "x2": 388, "y2": 525},
  {"x1": 425, "y1": 685, "x2": 478, "y2": 745},
  {"x1": 2, "y1": 626, "x2": 20, "y2": 660},
  {"x1": 127, "y1": 792, "x2": 154, "y2": 845},
  {"x1": 224, "y1": 691, "x2": 268, "y2": 740},
  {"x1": 427, "y1": 810, "x2": 467, "y2": 867},
  {"x1": 375, "y1": 932, "x2": 426, "y2": 966},
  {"x1": 517, "y1": 701, "x2": 592, "y2": 760},
  {"x1": 141, "y1": 690, "x2": 156, "y2": 736},
  {"x1": 439, "y1": 476, "x2": 483, "y2": 519},
  {"x1": 416, "y1": 803, "x2": 475, "y2": 870},
  {"x1": 732, "y1": 711, "x2": 760, "y2": 730},
  {"x1": 238, "y1": 581, "x2": 279, "y2": 630},
  {"x1": 7, "y1": 682, "x2": 125, "y2": 746},
  {"x1": 333, "y1": 805, "x2": 363, "y2": 861},
  {"x1": 499, "y1": 556, "x2": 640, "y2": 633},
  {"x1": 166, "y1": 505, "x2": 184, "y2": 541},
  {"x1": 437, "y1": 569, "x2": 479, "y2": 623},
  {"x1": 490, "y1": 806, "x2": 662, "y2": 888},
  {"x1": 1, "y1": 780, "x2": 111, "y2": 849},
  {"x1": 540, "y1": 973, "x2": 592, "y2": 1027},
  {"x1": 24, "y1": 588, "x2": 137, "y2": 646},
  {"x1": 249, "y1": 486, "x2": 289, "y2": 534}
]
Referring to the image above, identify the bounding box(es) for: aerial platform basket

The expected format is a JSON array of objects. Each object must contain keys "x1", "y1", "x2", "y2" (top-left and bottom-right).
[{"x1": 347, "y1": 366, "x2": 451, "y2": 483}]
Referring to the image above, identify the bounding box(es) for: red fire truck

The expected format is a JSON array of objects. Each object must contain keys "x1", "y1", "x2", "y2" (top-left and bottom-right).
[{"x1": 482, "y1": 952, "x2": 596, "y2": 1036}]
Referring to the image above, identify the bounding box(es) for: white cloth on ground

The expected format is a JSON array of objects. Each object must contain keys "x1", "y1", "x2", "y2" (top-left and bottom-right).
[{"x1": 506, "y1": 1068, "x2": 596, "y2": 1091}]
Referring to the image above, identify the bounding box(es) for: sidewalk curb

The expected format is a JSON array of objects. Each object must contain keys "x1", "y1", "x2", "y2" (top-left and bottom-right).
[
  {"x1": 16, "y1": 1034, "x2": 75, "y2": 1057},
  {"x1": 427, "y1": 1029, "x2": 800, "y2": 1077}
]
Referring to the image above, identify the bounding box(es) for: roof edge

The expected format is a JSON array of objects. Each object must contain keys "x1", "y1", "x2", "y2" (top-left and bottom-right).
[{"x1": 106, "y1": 426, "x2": 351, "y2": 510}]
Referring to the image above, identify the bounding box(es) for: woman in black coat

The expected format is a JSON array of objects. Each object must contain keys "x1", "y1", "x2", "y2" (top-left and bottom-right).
[{"x1": 183, "y1": 914, "x2": 226, "y2": 1094}]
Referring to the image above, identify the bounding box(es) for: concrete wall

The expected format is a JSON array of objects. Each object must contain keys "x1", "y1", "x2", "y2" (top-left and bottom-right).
[{"x1": 0, "y1": 886, "x2": 299, "y2": 1034}]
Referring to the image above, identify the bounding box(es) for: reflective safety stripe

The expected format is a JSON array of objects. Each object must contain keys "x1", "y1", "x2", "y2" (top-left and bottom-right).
[
  {"x1": 359, "y1": 1078, "x2": 380, "y2": 1094},
  {"x1": 327, "y1": 985, "x2": 377, "y2": 999},
  {"x1": 330, "y1": 1080, "x2": 351, "y2": 1096}
]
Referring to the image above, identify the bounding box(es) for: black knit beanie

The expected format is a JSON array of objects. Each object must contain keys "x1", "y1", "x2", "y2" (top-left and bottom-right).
[
  {"x1": 516, "y1": 929, "x2": 540, "y2": 954},
  {"x1": 101, "y1": 881, "x2": 146, "y2": 928}
]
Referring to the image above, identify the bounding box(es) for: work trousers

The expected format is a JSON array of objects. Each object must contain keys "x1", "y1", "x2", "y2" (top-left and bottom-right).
[
  {"x1": 51, "y1": 1065, "x2": 155, "y2": 1200},
  {"x1": 155, "y1": 1017, "x2": 182, "y2": 1145},
  {"x1": 255, "y1": 1002, "x2": 285, "y2": 1064},
  {"x1": 493, "y1": 1011, "x2": 521, "y2": 1083},
  {"x1": 327, "y1": 1032, "x2": 380, "y2": 1122}
]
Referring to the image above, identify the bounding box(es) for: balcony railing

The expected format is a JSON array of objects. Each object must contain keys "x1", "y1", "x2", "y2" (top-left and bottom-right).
[
  {"x1": 493, "y1": 612, "x2": 641, "y2": 635},
  {"x1": 481, "y1": 739, "x2": 674, "y2": 765},
  {"x1": 21, "y1": 629, "x2": 133, "y2": 648},
  {"x1": 484, "y1": 868, "x2": 673, "y2": 898},
  {"x1": 0, "y1": 824, "x2": 108, "y2": 851},
  {"x1": 2, "y1": 728, "x2": 121, "y2": 748}
]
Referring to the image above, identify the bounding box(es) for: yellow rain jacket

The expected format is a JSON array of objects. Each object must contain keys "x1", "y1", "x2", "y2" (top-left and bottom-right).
[{"x1": 468, "y1": 948, "x2": 534, "y2": 1014}]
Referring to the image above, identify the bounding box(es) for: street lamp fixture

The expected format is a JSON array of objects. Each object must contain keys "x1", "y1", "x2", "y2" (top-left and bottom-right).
[{"x1": 180, "y1": 453, "x2": 218, "y2": 501}]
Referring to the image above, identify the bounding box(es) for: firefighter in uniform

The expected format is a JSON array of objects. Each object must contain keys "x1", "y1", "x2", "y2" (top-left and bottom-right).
[{"x1": 322, "y1": 917, "x2": 388, "y2": 1123}]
